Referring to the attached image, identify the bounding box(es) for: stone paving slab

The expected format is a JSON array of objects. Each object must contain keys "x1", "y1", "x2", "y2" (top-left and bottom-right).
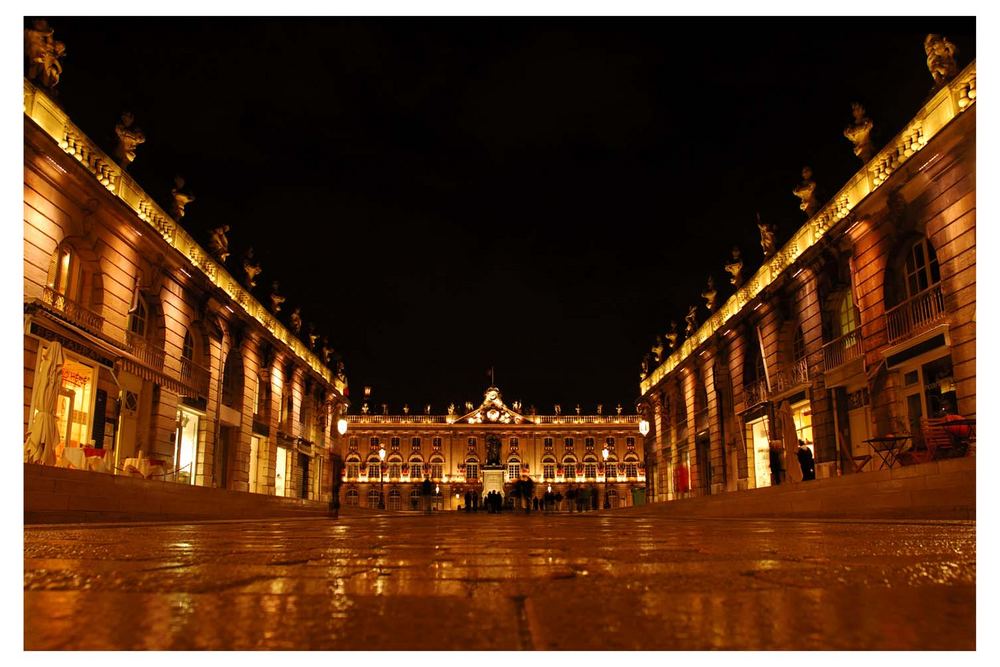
[{"x1": 24, "y1": 514, "x2": 975, "y2": 650}]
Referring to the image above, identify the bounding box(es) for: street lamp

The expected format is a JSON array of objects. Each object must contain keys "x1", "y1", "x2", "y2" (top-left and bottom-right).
[
  {"x1": 602, "y1": 446, "x2": 611, "y2": 509},
  {"x1": 378, "y1": 446, "x2": 386, "y2": 509},
  {"x1": 638, "y1": 419, "x2": 650, "y2": 436},
  {"x1": 336, "y1": 417, "x2": 348, "y2": 436}
]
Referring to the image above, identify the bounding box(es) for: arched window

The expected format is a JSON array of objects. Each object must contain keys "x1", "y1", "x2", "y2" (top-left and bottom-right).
[
  {"x1": 387, "y1": 456, "x2": 402, "y2": 480},
  {"x1": 429, "y1": 456, "x2": 444, "y2": 481},
  {"x1": 583, "y1": 456, "x2": 598, "y2": 479},
  {"x1": 221, "y1": 348, "x2": 244, "y2": 408},
  {"x1": 836, "y1": 292, "x2": 860, "y2": 337},
  {"x1": 345, "y1": 488, "x2": 359, "y2": 506},
  {"x1": 607, "y1": 488, "x2": 620, "y2": 507},
  {"x1": 464, "y1": 456, "x2": 479, "y2": 481},
  {"x1": 367, "y1": 488, "x2": 381, "y2": 508},
  {"x1": 181, "y1": 329, "x2": 195, "y2": 379},
  {"x1": 388, "y1": 488, "x2": 402, "y2": 510},
  {"x1": 904, "y1": 237, "x2": 941, "y2": 300},
  {"x1": 542, "y1": 456, "x2": 557, "y2": 480},
  {"x1": 345, "y1": 456, "x2": 361, "y2": 480},
  {"x1": 49, "y1": 245, "x2": 75, "y2": 297},
  {"x1": 128, "y1": 294, "x2": 148, "y2": 337},
  {"x1": 409, "y1": 488, "x2": 421, "y2": 510},
  {"x1": 507, "y1": 457, "x2": 521, "y2": 481}
]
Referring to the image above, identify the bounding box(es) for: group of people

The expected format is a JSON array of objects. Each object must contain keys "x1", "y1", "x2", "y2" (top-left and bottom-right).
[{"x1": 769, "y1": 439, "x2": 816, "y2": 485}]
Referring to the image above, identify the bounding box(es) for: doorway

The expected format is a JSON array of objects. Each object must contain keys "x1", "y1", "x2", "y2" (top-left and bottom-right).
[
  {"x1": 746, "y1": 417, "x2": 772, "y2": 489},
  {"x1": 249, "y1": 435, "x2": 260, "y2": 493},
  {"x1": 174, "y1": 408, "x2": 200, "y2": 484},
  {"x1": 216, "y1": 426, "x2": 237, "y2": 489},
  {"x1": 695, "y1": 432, "x2": 712, "y2": 495},
  {"x1": 275, "y1": 446, "x2": 288, "y2": 497},
  {"x1": 298, "y1": 453, "x2": 310, "y2": 499}
]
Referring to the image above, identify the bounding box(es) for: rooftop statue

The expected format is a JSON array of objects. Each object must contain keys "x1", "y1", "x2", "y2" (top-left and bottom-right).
[
  {"x1": 597, "y1": 404, "x2": 603, "y2": 415},
  {"x1": 554, "y1": 404, "x2": 562, "y2": 416},
  {"x1": 25, "y1": 19, "x2": 65, "y2": 91},
  {"x1": 207, "y1": 225, "x2": 230, "y2": 263},
  {"x1": 269, "y1": 281, "x2": 285, "y2": 314},
  {"x1": 169, "y1": 176, "x2": 195, "y2": 221},
  {"x1": 289, "y1": 307, "x2": 303, "y2": 335},
  {"x1": 844, "y1": 102, "x2": 875, "y2": 162},
  {"x1": 702, "y1": 275, "x2": 718, "y2": 312},
  {"x1": 640, "y1": 354, "x2": 651, "y2": 379},
  {"x1": 361, "y1": 402, "x2": 369, "y2": 415},
  {"x1": 757, "y1": 214, "x2": 777, "y2": 258},
  {"x1": 666, "y1": 321, "x2": 679, "y2": 350},
  {"x1": 307, "y1": 324, "x2": 319, "y2": 350},
  {"x1": 336, "y1": 360, "x2": 345, "y2": 380},
  {"x1": 403, "y1": 404, "x2": 410, "y2": 415},
  {"x1": 242, "y1": 247, "x2": 262, "y2": 289},
  {"x1": 113, "y1": 112, "x2": 146, "y2": 170},
  {"x1": 792, "y1": 167, "x2": 819, "y2": 217},
  {"x1": 685, "y1": 305, "x2": 698, "y2": 336},
  {"x1": 725, "y1": 246, "x2": 744, "y2": 286},
  {"x1": 575, "y1": 404, "x2": 581, "y2": 415},
  {"x1": 321, "y1": 336, "x2": 333, "y2": 364},
  {"x1": 925, "y1": 34, "x2": 958, "y2": 88},
  {"x1": 651, "y1": 335, "x2": 665, "y2": 363},
  {"x1": 616, "y1": 403, "x2": 623, "y2": 415},
  {"x1": 465, "y1": 401, "x2": 474, "y2": 412},
  {"x1": 425, "y1": 404, "x2": 432, "y2": 415}
]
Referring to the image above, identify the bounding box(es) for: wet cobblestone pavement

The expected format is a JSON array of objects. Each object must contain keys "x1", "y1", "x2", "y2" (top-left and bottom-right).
[{"x1": 24, "y1": 513, "x2": 975, "y2": 650}]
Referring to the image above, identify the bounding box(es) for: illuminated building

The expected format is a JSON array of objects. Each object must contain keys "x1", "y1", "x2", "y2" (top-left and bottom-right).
[
  {"x1": 638, "y1": 60, "x2": 976, "y2": 501},
  {"x1": 342, "y1": 386, "x2": 646, "y2": 510},
  {"x1": 23, "y1": 78, "x2": 348, "y2": 500}
]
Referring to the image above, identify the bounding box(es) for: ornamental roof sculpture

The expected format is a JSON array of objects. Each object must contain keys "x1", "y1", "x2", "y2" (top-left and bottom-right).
[{"x1": 457, "y1": 386, "x2": 527, "y2": 425}]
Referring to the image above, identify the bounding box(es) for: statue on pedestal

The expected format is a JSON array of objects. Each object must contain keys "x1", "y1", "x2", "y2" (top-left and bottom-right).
[
  {"x1": 170, "y1": 176, "x2": 195, "y2": 221},
  {"x1": 616, "y1": 403, "x2": 623, "y2": 416},
  {"x1": 269, "y1": 281, "x2": 285, "y2": 314},
  {"x1": 208, "y1": 225, "x2": 230, "y2": 263},
  {"x1": 792, "y1": 167, "x2": 819, "y2": 217},
  {"x1": 758, "y1": 215, "x2": 777, "y2": 258},
  {"x1": 465, "y1": 401, "x2": 474, "y2": 412},
  {"x1": 651, "y1": 335, "x2": 665, "y2": 363},
  {"x1": 925, "y1": 34, "x2": 958, "y2": 88},
  {"x1": 597, "y1": 404, "x2": 603, "y2": 415},
  {"x1": 289, "y1": 307, "x2": 302, "y2": 335},
  {"x1": 554, "y1": 404, "x2": 562, "y2": 416},
  {"x1": 425, "y1": 404, "x2": 432, "y2": 415},
  {"x1": 448, "y1": 403, "x2": 456, "y2": 416},
  {"x1": 725, "y1": 246, "x2": 744, "y2": 286},
  {"x1": 242, "y1": 247, "x2": 262, "y2": 289},
  {"x1": 702, "y1": 275, "x2": 717, "y2": 312},
  {"x1": 640, "y1": 354, "x2": 651, "y2": 379},
  {"x1": 685, "y1": 305, "x2": 698, "y2": 336},
  {"x1": 486, "y1": 435, "x2": 502, "y2": 466},
  {"x1": 25, "y1": 20, "x2": 65, "y2": 91},
  {"x1": 113, "y1": 112, "x2": 146, "y2": 170},
  {"x1": 336, "y1": 360, "x2": 345, "y2": 380},
  {"x1": 665, "y1": 321, "x2": 679, "y2": 350},
  {"x1": 575, "y1": 404, "x2": 581, "y2": 415},
  {"x1": 403, "y1": 404, "x2": 410, "y2": 415}
]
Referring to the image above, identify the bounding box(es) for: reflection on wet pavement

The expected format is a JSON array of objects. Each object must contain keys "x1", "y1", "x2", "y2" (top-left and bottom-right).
[{"x1": 24, "y1": 514, "x2": 975, "y2": 649}]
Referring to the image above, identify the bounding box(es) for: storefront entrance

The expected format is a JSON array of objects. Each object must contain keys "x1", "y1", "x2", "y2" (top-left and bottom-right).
[
  {"x1": 275, "y1": 445, "x2": 289, "y2": 497},
  {"x1": 746, "y1": 417, "x2": 772, "y2": 489},
  {"x1": 174, "y1": 408, "x2": 200, "y2": 484}
]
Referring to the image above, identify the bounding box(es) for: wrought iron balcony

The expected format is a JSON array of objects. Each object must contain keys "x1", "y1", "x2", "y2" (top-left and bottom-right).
[
  {"x1": 771, "y1": 358, "x2": 810, "y2": 395},
  {"x1": 823, "y1": 326, "x2": 864, "y2": 371},
  {"x1": 123, "y1": 330, "x2": 165, "y2": 371},
  {"x1": 885, "y1": 284, "x2": 946, "y2": 345},
  {"x1": 180, "y1": 357, "x2": 211, "y2": 397},
  {"x1": 743, "y1": 379, "x2": 769, "y2": 407},
  {"x1": 41, "y1": 286, "x2": 104, "y2": 335}
]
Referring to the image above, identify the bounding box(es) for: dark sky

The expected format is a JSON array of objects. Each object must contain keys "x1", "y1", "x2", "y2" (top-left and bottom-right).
[{"x1": 40, "y1": 17, "x2": 975, "y2": 413}]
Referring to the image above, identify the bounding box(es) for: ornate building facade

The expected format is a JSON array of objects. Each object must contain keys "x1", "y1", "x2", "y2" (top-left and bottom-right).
[
  {"x1": 23, "y1": 77, "x2": 348, "y2": 501},
  {"x1": 342, "y1": 387, "x2": 646, "y2": 510},
  {"x1": 638, "y1": 57, "x2": 976, "y2": 502}
]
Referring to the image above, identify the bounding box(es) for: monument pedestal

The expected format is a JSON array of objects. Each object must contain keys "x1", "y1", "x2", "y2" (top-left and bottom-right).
[{"x1": 482, "y1": 465, "x2": 506, "y2": 499}]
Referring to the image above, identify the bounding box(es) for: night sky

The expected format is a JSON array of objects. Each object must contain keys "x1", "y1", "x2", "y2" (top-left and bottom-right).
[{"x1": 40, "y1": 17, "x2": 975, "y2": 413}]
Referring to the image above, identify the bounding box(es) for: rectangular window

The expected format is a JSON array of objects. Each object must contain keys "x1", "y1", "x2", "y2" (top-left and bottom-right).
[
  {"x1": 543, "y1": 464, "x2": 556, "y2": 480},
  {"x1": 411, "y1": 437, "x2": 421, "y2": 449},
  {"x1": 626, "y1": 437, "x2": 635, "y2": 448},
  {"x1": 349, "y1": 437, "x2": 359, "y2": 449},
  {"x1": 346, "y1": 462, "x2": 360, "y2": 479},
  {"x1": 508, "y1": 463, "x2": 521, "y2": 480},
  {"x1": 431, "y1": 463, "x2": 443, "y2": 480},
  {"x1": 564, "y1": 437, "x2": 574, "y2": 448},
  {"x1": 388, "y1": 463, "x2": 401, "y2": 479},
  {"x1": 606, "y1": 437, "x2": 616, "y2": 448},
  {"x1": 605, "y1": 462, "x2": 616, "y2": 478},
  {"x1": 584, "y1": 463, "x2": 597, "y2": 478},
  {"x1": 585, "y1": 437, "x2": 595, "y2": 449},
  {"x1": 467, "y1": 437, "x2": 476, "y2": 448},
  {"x1": 544, "y1": 437, "x2": 553, "y2": 448},
  {"x1": 390, "y1": 437, "x2": 400, "y2": 449},
  {"x1": 509, "y1": 437, "x2": 519, "y2": 448},
  {"x1": 625, "y1": 463, "x2": 638, "y2": 478},
  {"x1": 433, "y1": 437, "x2": 442, "y2": 448},
  {"x1": 465, "y1": 463, "x2": 479, "y2": 480},
  {"x1": 370, "y1": 437, "x2": 380, "y2": 448}
]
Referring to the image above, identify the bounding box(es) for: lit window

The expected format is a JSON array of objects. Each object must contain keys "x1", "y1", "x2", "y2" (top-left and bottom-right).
[
  {"x1": 411, "y1": 437, "x2": 421, "y2": 449},
  {"x1": 128, "y1": 295, "x2": 148, "y2": 337},
  {"x1": 346, "y1": 462, "x2": 360, "y2": 479},
  {"x1": 585, "y1": 437, "x2": 595, "y2": 449},
  {"x1": 584, "y1": 463, "x2": 597, "y2": 479},
  {"x1": 904, "y1": 237, "x2": 941, "y2": 300},
  {"x1": 388, "y1": 463, "x2": 402, "y2": 479},
  {"x1": 508, "y1": 462, "x2": 521, "y2": 480},
  {"x1": 543, "y1": 464, "x2": 556, "y2": 480},
  {"x1": 431, "y1": 463, "x2": 443, "y2": 480},
  {"x1": 345, "y1": 489, "x2": 359, "y2": 506},
  {"x1": 625, "y1": 463, "x2": 638, "y2": 478},
  {"x1": 465, "y1": 463, "x2": 479, "y2": 480},
  {"x1": 605, "y1": 462, "x2": 616, "y2": 477}
]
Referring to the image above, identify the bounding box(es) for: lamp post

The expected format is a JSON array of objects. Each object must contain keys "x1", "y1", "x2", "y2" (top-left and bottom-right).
[
  {"x1": 378, "y1": 446, "x2": 386, "y2": 509},
  {"x1": 602, "y1": 446, "x2": 611, "y2": 509}
]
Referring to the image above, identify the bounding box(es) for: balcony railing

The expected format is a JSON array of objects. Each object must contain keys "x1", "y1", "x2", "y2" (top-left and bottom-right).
[
  {"x1": 346, "y1": 414, "x2": 639, "y2": 424},
  {"x1": 179, "y1": 357, "x2": 211, "y2": 397},
  {"x1": 885, "y1": 284, "x2": 946, "y2": 345},
  {"x1": 743, "y1": 379, "x2": 769, "y2": 407},
  {"x1": 771, "y1": 358, "x2": 810, "y2": 394},
  {"x1": 41, "y1": 287, "x2": 104, "y2": 334},
  {"x1": 823, "y1": 326, "x2": 864, "y2": 371},
  {"x1": 123, "y1": 330, "x2": 165, "y2": 371}
]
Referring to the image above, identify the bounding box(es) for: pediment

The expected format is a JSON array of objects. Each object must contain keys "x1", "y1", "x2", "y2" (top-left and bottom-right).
[{"x1": 454, "y1": 386, "x2": 532, "y2": 425}]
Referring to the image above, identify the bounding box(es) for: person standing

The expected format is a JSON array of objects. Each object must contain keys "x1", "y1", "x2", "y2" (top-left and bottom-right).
[
  {"x1": 769, "y1": 442, "x2": 785, "y2": 485},
  {"x1": 796, "y1": 439, "x2": 816, "y2": 481},
  {"x1": 421, "y1": 477, "x2": 433, "y2": 514},
  {"x1": 465, "y1": 491, "x2": 472, "y2": 512}
]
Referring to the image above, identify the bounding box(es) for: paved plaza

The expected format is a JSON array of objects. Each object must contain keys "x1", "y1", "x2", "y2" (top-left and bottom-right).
[{"x1": 24, "y1": 512, "x2": 975, "y2": 650}]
